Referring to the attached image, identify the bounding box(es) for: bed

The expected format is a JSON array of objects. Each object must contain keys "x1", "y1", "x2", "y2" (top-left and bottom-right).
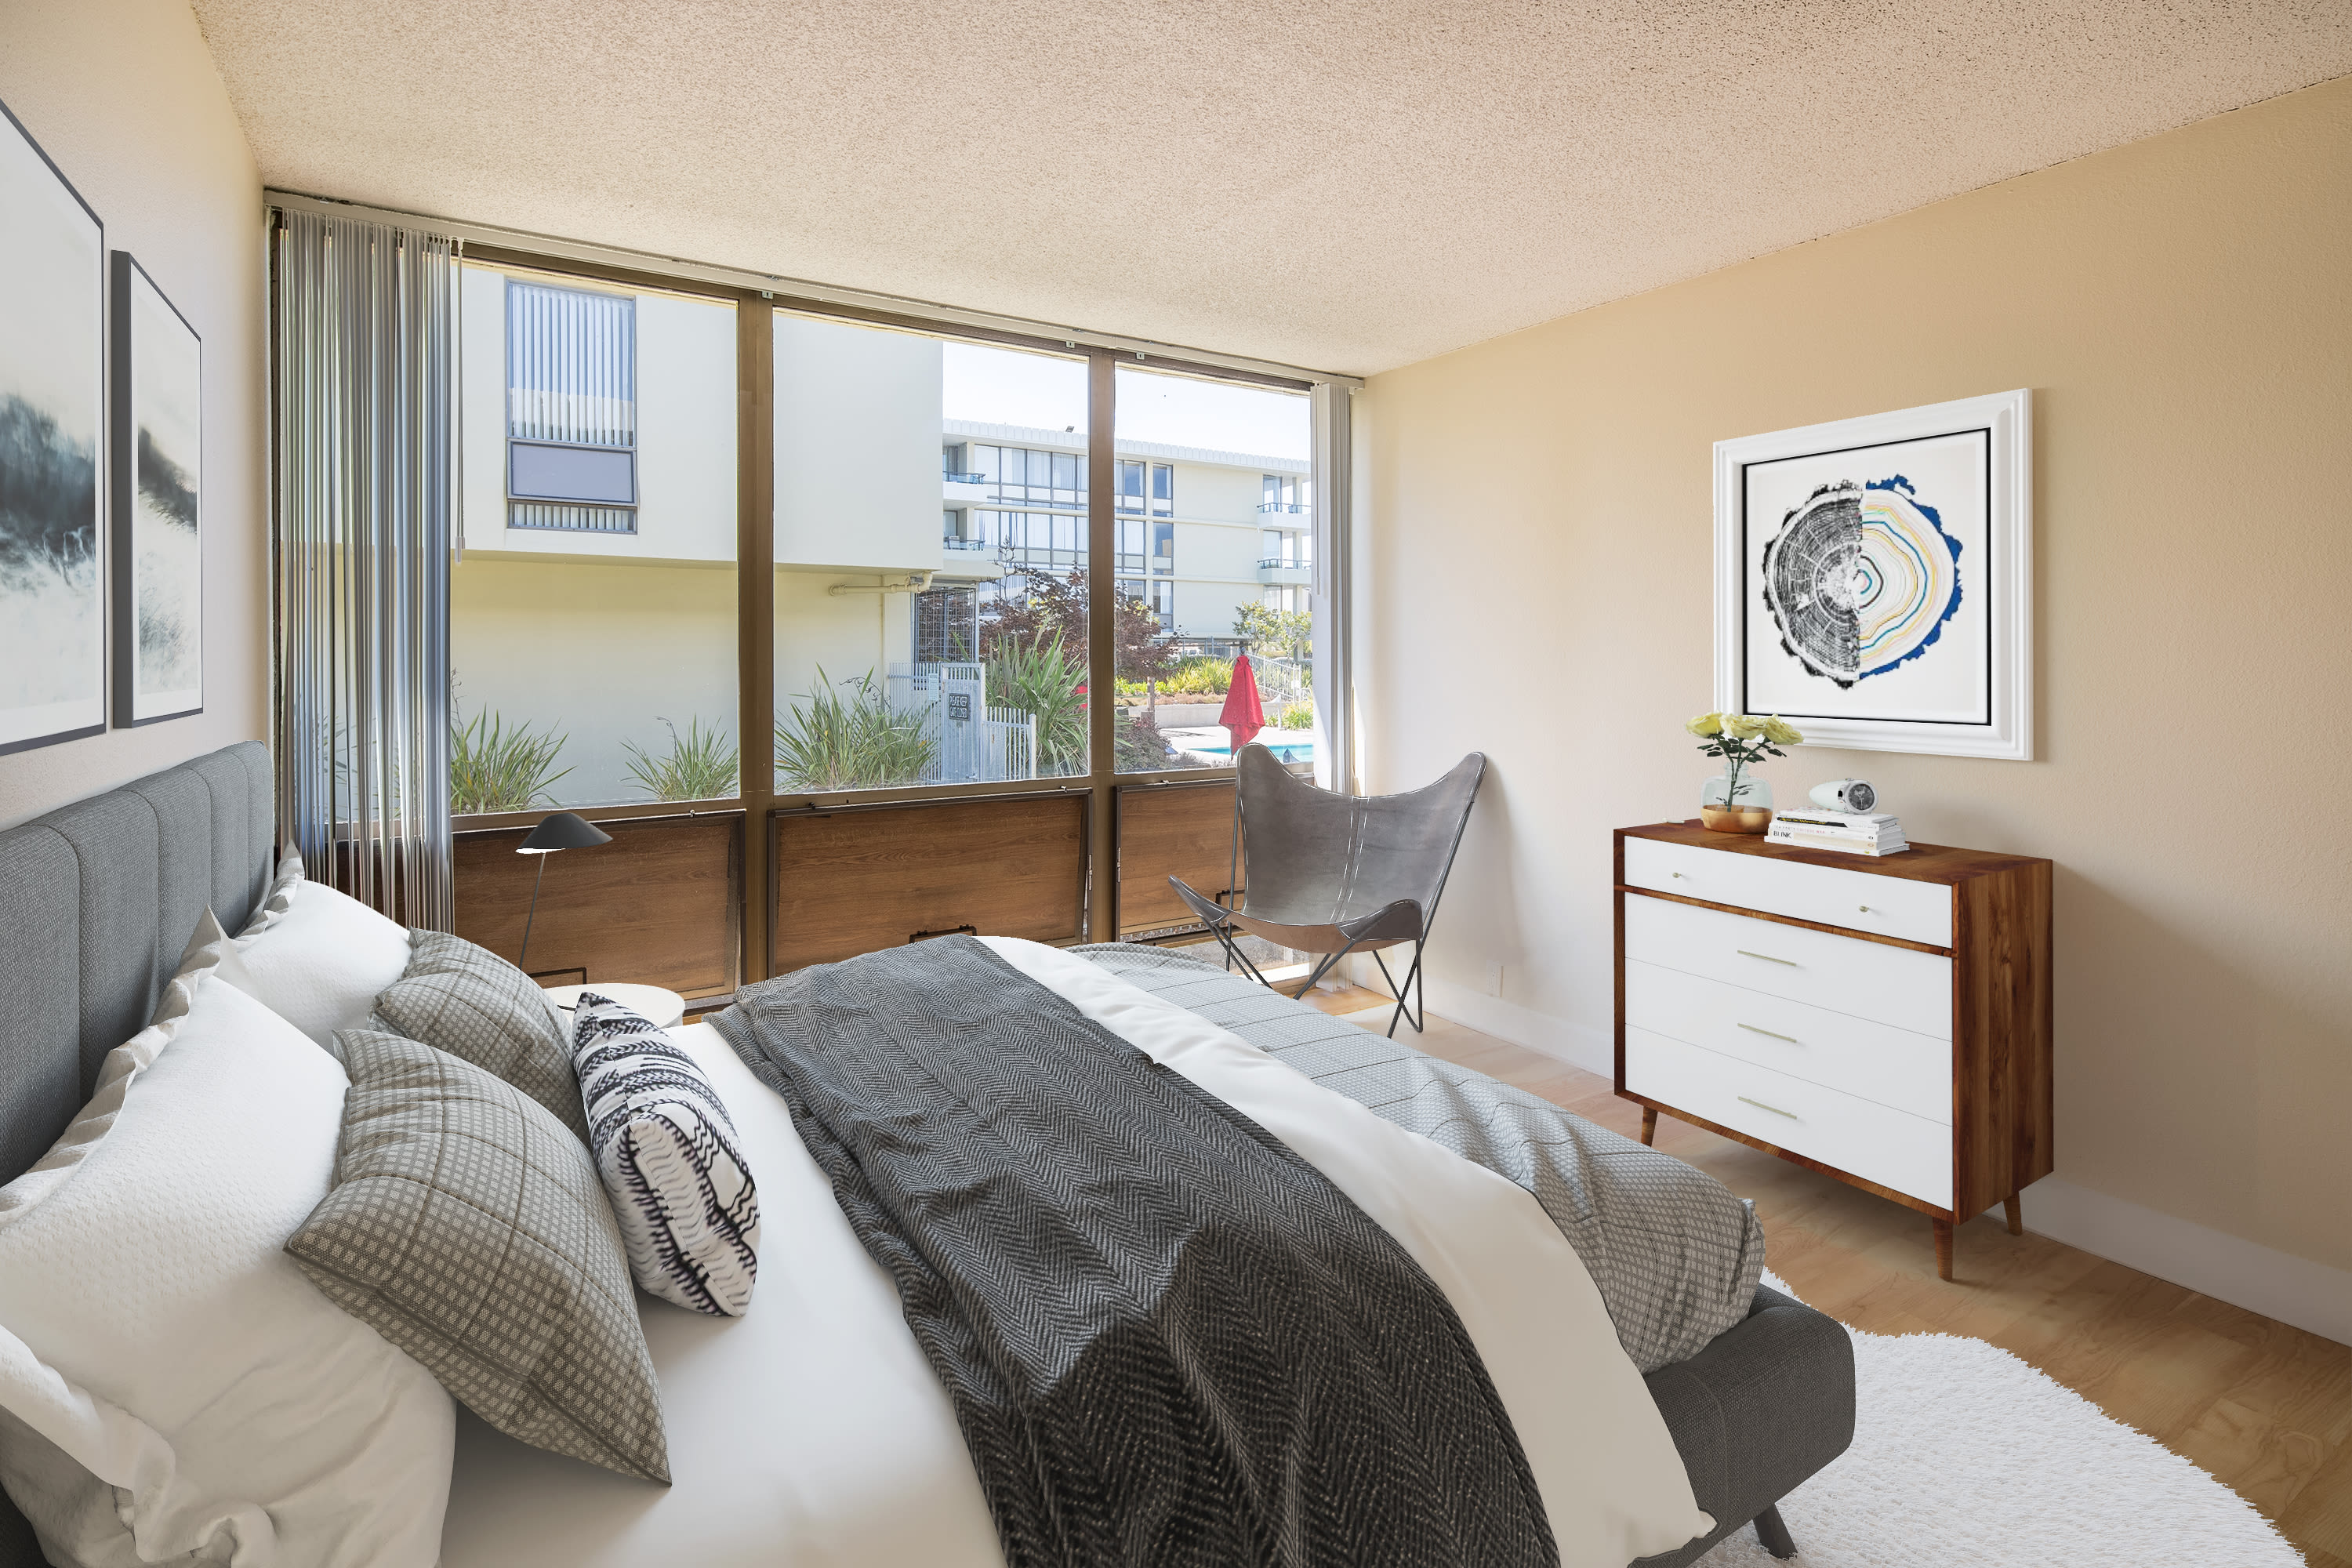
[{"x1": 0, "y1": 743, "x2": 1853, "y2": 1568}]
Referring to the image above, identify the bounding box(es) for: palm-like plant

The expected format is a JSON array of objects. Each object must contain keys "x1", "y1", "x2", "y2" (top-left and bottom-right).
[
  {"x1": 623, "y1": 717, "x2": 739, "y2": 802},
  {"x1": 775, "y1": 669, "x2": 937, "y2": 793},
  {"x1": 985, "y1": 633, "x2": 1087, "y2": 778},
  {"x1": 449, "y1": 710, "x2": 571, "y2": 813}
]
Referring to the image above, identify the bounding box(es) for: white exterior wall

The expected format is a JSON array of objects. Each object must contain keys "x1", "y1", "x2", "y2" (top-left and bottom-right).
[
  {"x1": 772, "y1": 568, "x2": 912, "y2": 727},
  {"x1": 775, "y1": 315, "x2": 942, "y2": 572},
  {"x1": 458, "y1": 266, "x2": 738, "y2": 564},
  {"x1": 451, "y1": 557, "x2": 738, "y2": 808}
]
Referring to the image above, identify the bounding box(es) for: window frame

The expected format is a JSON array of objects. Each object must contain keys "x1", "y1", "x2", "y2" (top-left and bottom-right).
[{"x1": 448, "y1": 239, "x2": 1347, "y2": 982}]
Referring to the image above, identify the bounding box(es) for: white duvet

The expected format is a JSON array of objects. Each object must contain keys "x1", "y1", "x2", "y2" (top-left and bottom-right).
[{"x1": 441, "y1": 938, "x2": 1711, "y2": 1567}]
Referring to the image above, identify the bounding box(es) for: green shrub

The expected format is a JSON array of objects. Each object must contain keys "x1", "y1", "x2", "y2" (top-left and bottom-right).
[
  {"x1": 623, "y1": 717, "x2": 739, "y2": 802},
  {"x1": 984, "y1": 633, "x2": 1088, "y2": 778},
  {"x1": 775, "y1": 669, "x2": 936, "y2": 793},
  {"x1": 1161, "y1": 658, "x2": 1232, "y2": 697},
  {"x1": 1273, "y1": 699, "x2": 1314, "y2": 730},
  {"x1": 1114, "y1": 708, "x2": 1208, "y2": 772},
  {"x1": 449, "y1": 710, "x2": 571, "y2": 814}
]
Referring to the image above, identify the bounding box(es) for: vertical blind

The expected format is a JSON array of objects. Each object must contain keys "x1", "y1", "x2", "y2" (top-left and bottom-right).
[
  {"x1": 506, "y1": 279, "x2": 635, "y2": 448},
  {"x1": 271, "y1": 209, "x2": 459, "y2": 928}
]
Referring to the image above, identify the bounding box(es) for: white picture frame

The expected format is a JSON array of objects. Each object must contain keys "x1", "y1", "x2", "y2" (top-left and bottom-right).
[{"x1": 1713, "y1": 389, "x2": 2032, "y2": 760}]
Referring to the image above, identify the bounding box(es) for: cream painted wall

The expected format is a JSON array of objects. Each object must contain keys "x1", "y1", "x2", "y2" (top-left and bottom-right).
[
  {"x1": 0, "y1": 0, "x2": 264, "y2": 829},
  {"x1": 1359, "y1": 78, "x2": 2352, "y2": 1278}
]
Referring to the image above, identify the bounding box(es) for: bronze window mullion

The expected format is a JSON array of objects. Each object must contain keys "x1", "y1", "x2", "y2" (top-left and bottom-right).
[
  {"x1": 739, "y1": 296, "x2": 777, "y2": 985},
  {"x1": 1085, "y1": 353, "x2": 1117, "y2": 941}
]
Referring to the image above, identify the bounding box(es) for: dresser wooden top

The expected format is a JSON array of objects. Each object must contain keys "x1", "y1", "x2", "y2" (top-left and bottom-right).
[{"x1": 1617, "y1": 820, "x2": 2050, "y2": 887}]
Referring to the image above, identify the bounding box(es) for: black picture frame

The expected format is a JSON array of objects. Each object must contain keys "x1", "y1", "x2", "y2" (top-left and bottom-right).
[
  {"x1": 111, "y1": 252, "x2": 204, "y2": 728},
  {"x1": 0, "y1": 93, "x2": 107, "y2": 757}
]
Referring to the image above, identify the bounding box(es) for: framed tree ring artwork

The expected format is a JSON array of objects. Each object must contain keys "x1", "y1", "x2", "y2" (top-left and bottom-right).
[
  {"x1": 111, "y1": 252, "x2": 204, "y2": 726},
  {"x1": 1714, "y1": 389, "x2": 2032, "y2": 760},
  {"x1": 0, "y1": 95, "x2": 107, "y2": 757}
]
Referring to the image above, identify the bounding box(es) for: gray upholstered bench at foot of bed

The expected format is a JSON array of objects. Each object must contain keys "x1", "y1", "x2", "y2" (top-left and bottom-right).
[{"x1": 1635, "y1": 1283, "x2": 1856, "y2": 1566}]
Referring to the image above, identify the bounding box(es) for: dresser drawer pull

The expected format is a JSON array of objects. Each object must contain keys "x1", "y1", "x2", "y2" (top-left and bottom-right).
[
  {"x1": 1737, "y1": 1095, "x2": 1800, "y2": 1120},
  {"x1": 1737, "y1": 1022, "x2": 1802, "y2": 1044},
  {"x1": 1736, "y1": 949, "x2": 1799, "y2": 967}
]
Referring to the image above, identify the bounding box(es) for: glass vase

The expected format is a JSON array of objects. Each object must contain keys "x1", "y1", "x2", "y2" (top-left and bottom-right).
[{"x1": 1700, "y1": 773, "x2": 1773, "y2": 833}]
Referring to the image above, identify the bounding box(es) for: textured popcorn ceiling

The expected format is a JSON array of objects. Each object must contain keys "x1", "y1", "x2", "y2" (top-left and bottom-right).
[{"x1": 191, "y1": 0, "x2": 2352, "y2": 376}]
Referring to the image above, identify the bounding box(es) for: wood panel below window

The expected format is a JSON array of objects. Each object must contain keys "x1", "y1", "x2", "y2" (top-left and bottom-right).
[
  {"x1": 1115, "y1": 780, "x2": 1240, "y2": 938},
  {"x1": 452, "y1": 813, "x2": 742, "y2": 997},
  {"x1": 772, "y1": 794, "x2": 1087, "y2": 972}
]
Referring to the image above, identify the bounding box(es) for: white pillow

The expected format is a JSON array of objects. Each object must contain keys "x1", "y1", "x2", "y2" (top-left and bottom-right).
[
  {"x1": 0, "y1": 951, "x2": 454, "y2": 1566},
  {"x1": 223, "y1": 850, "x2": 413, "y2": 1048}
]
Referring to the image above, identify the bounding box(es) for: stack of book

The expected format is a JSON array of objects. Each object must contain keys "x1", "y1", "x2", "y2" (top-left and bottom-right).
[{"x1": 1766, "y1": 811, "x2": 1909, "y2": 856}]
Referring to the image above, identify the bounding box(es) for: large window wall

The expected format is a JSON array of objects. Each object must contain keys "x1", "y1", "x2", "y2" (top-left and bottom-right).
[{"x1": 445, "y1": 241, "x2": 1347, "y2": 989}]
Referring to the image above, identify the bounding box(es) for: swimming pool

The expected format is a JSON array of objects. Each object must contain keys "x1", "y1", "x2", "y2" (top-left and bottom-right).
[{"x1": 1182, "y1": 739, "x2": 1316, "y2": 763}]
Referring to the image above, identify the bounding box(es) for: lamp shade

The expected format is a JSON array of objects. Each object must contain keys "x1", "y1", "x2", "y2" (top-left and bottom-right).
[{"x1": 517, "y1": 811, "x2": 612, "y2": 854}]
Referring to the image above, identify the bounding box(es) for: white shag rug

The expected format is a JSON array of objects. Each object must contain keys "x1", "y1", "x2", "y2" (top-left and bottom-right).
[{"x1": 1696, "y1": 1273, "x2": 2307, "y2": 1566}]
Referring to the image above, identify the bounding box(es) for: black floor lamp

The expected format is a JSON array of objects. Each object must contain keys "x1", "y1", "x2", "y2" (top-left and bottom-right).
[{"x1": 516, "y1": 811, "x2": 612, "y2": 971}]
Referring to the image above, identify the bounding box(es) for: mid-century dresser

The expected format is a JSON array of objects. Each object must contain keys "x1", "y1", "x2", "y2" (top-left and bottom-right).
[{"x1": 1614, "y1": 821, "x2": 2053, "y2": 1279}]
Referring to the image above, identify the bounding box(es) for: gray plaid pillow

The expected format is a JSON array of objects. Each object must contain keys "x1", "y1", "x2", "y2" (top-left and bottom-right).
[
  {"x1": 373, "y1": 930, "x2": 592, "y2": 1145},
  {"x1": 287, "y1": 1030, "x2": 670, "y2": 1483}
]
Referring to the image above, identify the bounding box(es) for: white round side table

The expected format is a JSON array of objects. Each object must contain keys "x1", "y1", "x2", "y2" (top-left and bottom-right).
[{"x1": 540, "y1": 982, "x2": 687, "y2": 1030}]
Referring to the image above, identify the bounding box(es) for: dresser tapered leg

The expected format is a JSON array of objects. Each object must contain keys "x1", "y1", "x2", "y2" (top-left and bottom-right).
[
  {"x1": 1932, "y1": 1218, "x2": 1955, "y2": 1280},
  {"x1": 2003, "y1": 1193, "x2": 2023, "y2": 1236},
  {"x1": 1639, "y1": 1106, "x2": 1658, "y2": 1146}
]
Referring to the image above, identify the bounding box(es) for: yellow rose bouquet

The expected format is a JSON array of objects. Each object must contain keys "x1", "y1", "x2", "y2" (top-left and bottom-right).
[{"x1": 1686, "y1": 710, "x2": 1803, "y2": 826}]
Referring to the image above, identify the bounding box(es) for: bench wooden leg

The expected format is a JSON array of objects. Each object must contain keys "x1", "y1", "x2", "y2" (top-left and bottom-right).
[
  {"x1": 1639, "y1": 1106, "x2": 1658, "y2": 1146},
  {"x1": 2004, "y1": 1192, "x2": 2024, "y2": 1236},
  {"x1": 1752, "y1": 1504, "x2": 1797, "y2": 1559},
  {"x1": 1933, "y1": 1217, "x2": 1955, "y2": 1280}
]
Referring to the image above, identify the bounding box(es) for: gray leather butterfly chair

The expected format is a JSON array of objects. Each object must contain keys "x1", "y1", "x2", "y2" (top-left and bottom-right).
[{"x1": 1168, "y1": 744, "x2": 1486, "y2": 1037}]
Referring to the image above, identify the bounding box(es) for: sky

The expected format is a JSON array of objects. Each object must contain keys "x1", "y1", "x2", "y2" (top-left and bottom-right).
[{"x1": 942, "y1": 342, "x2": 1310, "y2": 461}]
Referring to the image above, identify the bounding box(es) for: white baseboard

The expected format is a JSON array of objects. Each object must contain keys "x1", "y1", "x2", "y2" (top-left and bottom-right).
[
  {"x1": 1367, "y1": 969, "x2": 2350, "y2": 1348},
  {"x1": 2015, "y1": 1178, "x2": 2350, "y2": 1347},
  {"x1": 1410, "y1": 974, "x2": 1616, "y2": 1078}
]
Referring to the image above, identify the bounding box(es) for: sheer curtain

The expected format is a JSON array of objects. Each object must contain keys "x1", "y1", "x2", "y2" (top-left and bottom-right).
[{"x1": 270, "y1": 208, "x2": 459, "y2": 928}]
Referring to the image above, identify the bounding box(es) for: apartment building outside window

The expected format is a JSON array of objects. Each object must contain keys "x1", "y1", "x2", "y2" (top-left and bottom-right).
[
  {"x1": 1116, "y1": 459, "x2": 1175, "y2": 516},
  {"x1": 506, "y1": 279, "x2": 637, "y2": 534},
  {"x1": 1261, "y1": 472, "x2": 1307, "y2": 514},
  {"x1": 974, "y1": 443, "x2": 1083, "y2": 506},
  {"x1": 1259, "y1": 528, "x2": 1310, "y2": 568}
]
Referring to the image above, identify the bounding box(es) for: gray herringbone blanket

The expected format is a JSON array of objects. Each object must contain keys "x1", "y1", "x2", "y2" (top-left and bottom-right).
[
  {"x1": 713, "y1": 936, "x2": 1557, "y2": 1568},
  {"x1": 1075, "y1": 943, "x2": 1766, "y2": 1373}
]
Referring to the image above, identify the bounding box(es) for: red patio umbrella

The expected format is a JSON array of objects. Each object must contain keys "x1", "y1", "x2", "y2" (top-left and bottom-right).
[{"x1": 1220, "y1": 652, "x2": 1265, "y2": 754}]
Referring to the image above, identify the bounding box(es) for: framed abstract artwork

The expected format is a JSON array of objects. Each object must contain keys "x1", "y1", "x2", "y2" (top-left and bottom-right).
[
  {"x1": 0, "y1": 95, "x2": 107, "y2": 757},
  {"x1": 1713, "y1": 389, "x2": 2033, "y2": 760},
  {"x1": 111, "y1": 252, "x2": 204, "y2": 726}
]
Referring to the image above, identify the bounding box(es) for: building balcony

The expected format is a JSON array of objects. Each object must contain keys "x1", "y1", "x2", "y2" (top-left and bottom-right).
[
  {"x1": 1258, "y1": 502, "x2": 1307, "y2": 514},
  {"x1": 942, "y1": 470, "x2": 985, "y2": 484},
  {"x1": 1257, "y1": 560, "x2": 1312, "y2": 585},
  {"x1": 942, "y1": 536, "x2": 990, "y2": 553}
]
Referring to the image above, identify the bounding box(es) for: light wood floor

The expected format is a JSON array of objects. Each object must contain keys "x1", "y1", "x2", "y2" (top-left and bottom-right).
[{"x1": 1303, "y1": 983, "x2": 2352, "y2": 1567}]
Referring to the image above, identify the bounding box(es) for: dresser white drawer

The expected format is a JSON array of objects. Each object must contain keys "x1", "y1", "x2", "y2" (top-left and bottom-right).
[
  {"x1": 1624, "y1": 958, "x2": 1951, "y2": 1123},
  {"x1": 1624, "y1": 837, "x2": 1952, "y2": 948},
  {"x1": 1624, "y1": 893, "x2": 1952, "y2": 1038},
  {"x1": 1624, "y1": 1027, "x2": 1954, "y2": 1210}
]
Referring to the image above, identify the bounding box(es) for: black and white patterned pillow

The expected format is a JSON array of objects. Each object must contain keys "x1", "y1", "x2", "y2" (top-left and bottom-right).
[{"x1": 569, "y1": 993, "x2": 759, "y2": 1316}]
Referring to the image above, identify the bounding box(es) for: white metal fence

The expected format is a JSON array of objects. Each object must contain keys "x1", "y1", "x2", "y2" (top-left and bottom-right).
[{"x1": 889, "y1": 662, "x2": 1036, "y2": 785}]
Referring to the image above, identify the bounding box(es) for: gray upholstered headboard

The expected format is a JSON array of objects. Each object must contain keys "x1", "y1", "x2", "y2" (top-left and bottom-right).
[
  {"x1": 0, "y1": 740, "x2": 275, "y2": 1183},
  {"x1": 0, "y1": 740, "x2": 274, "y2": 1565}
]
